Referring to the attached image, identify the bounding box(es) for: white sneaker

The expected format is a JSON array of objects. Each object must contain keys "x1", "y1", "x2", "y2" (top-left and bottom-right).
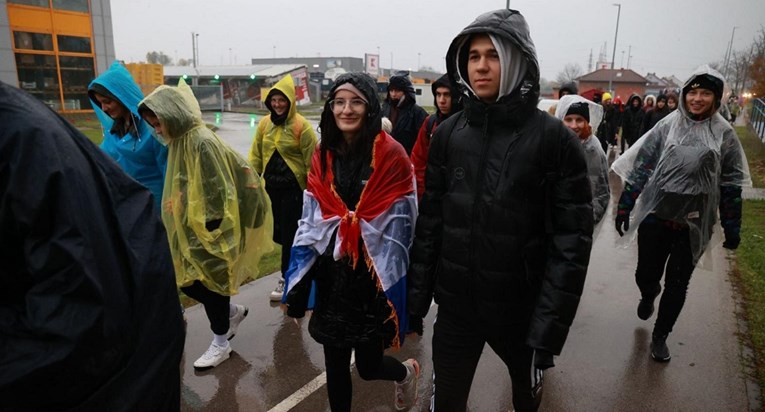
[
  {"x1": 269, "y1": 279, "x2": 285, "y2": 302},
  {"x1": 226, "y1": 304, "x2": 249, "y2": 341},
  {"x1": 394, "y1": 358, "x2": 420, "y2": 410},
  {"x1": 193, "y1": 342, "x2": 232, "y2": 370}
]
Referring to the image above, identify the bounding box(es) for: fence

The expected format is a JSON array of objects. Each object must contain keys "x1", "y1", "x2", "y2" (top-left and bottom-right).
[{"x1": 751, "y1": 98, "x2": 765, "y2": 142}]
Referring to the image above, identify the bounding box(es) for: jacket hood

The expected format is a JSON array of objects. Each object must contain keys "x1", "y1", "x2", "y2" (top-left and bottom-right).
[
  {"x1": 446, "y1": 9, "x2": 540, "y2": 109},
  {"x1": 263, "y1": 74, "x2": 297, "y2": 121},
  {"x1": 431, "y1": 73, "x2": 463, "y2": 117},
  {"x1": 627, "y1": 94, "x2": 643, "y2": 109},
  {"x1": 680, "y1": 64, "x2": 725, "y2": 119},
  {"x1": 319, "y1": 72, "x2": 382, "y2": 147},
  {"x1": 555, "y1": 94, "x2": 603, "y2": 130},
  {"x1": 387, "y1": 73, "x2": 417, "y2": 103},
  {"x1": 139, "y1": 80, "x2": 204, "y2": 140},
  {"x1": 88, "y1": 61, "x2": 147, "y2": 135}
]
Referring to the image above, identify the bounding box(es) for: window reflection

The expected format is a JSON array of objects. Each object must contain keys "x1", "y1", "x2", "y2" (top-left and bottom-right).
[
  {"x1": 59, "y1": 56, "x2": 95, "y2": 110},
  {"x1": 52, "y1": 0, "x2": 88, "y2": 13},
  {"x1": 15, "y1": 53, "x2": 60, "y2": 109},
  {"x1": 13, "y1": 32, "x2": 53, "y2": 51},
  {"x1": 57, "y1": 35, "x2": 91, "y2": 53}
]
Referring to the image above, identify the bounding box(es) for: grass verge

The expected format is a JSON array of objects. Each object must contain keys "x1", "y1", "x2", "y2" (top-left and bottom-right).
[{"x1": 732, "y1": 125, "x2": 765, "y2": 404}]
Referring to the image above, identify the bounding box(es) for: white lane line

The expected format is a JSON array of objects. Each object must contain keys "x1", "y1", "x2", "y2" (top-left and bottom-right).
[{"x1": 268, "y1": 300, "x2": 434, "y2": 411}]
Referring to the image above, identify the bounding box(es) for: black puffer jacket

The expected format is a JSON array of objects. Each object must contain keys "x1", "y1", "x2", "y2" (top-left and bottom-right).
[
  {"x1": 382, "y1": 74, "x2": 428, "y2": 154},
  {"x1": 621, "y1": 94, "x2": 645, "y2": 145},
  {"x1": 408, "y1": 9, "x2": 593, "y2": 355}
]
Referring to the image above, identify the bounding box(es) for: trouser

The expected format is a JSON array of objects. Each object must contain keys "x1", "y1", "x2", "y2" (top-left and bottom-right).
[
  {"x1": 635, "y1": 219, "x2": 696, "y2": 336},
  {"x1": 323, "y1": 342, "x2": 407, "y2": 412},
  {"x1": 267, "y1": 184, "x2": 303, "y2": 275},
  {"x1": 181, "y1": 281, "x2": 230, "y2": 335},
  {"x1": 431, "y1": 306, "x2": 541, "y2": 412}
]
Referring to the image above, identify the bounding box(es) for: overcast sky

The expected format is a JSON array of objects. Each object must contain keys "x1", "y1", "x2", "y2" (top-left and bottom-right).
[{"x1": 112, "y1": 0, "x2": 765, "y2": 83}]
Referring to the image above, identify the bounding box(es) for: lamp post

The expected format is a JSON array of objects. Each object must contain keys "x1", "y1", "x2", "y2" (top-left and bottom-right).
[
  {"x1": 608, "y1": 3, "x2": 621, "y2": 94},
  {"x1": 191, "y1": 32, "x2": 196, "y2": 68},
  {"x1": 195, "y1": 33, "x2": 200, "y2": 66},
  {"x1": 723, "y1": 26, "x2": 738, "y2": 80},
  {"x1": 417, "y1": 52, "x2": 421, "y2": 71}
]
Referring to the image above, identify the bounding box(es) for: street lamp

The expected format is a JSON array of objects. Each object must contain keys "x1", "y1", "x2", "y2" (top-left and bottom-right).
[
  {"x1": 608, "y1": 3, "x2": 621, "y2": 94},
  {"x1": 723, "y1": 26, "x2": 738, "y2": 80},
  {"x1": 417, "y1": 53, "x2": 421, "y2": 71}
]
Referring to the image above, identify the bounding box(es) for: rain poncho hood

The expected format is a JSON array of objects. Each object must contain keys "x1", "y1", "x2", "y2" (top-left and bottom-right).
[
  {"x1": 1, "y1": 81, "x2": 184, "y2": 410},
  {"x1": 446, "y1": 9, "x2": 539, "y2": 114},
  {"x1": 139, "y1": 81, "x2": 274, "y2": 295},
  {"x1": 249, "y1": 75, "x2": 317, "y2": 190},
  {"x1": 555, "y1": 95, "x2": 609, "y2": 223},
  {"x1": 611, "y1": 65, "x2": 751, "y2": 261},
  {"x1": 88, "y1": 61, "x2": 167, "y2": 212},
  {"x1": 263, "y1": 74, "x2": 298, "y2": 121}
]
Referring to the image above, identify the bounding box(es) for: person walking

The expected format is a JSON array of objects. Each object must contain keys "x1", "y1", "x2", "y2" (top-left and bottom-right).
[
  {"x1": 611, "y1": 65, "x2": 751, "y2": 362},
  {"x1": 408, "y1": 9, "x2": 594, "y2": 412},
  {"x1": 1, "y1": 81, "x2": 184, "y2": 411},
  {"x1": 620, "y1": 94, "x2": 645, "y2": 154},
  {"x1": 138, "y1": 80, "x2": 274, "y2": 370},
  {"x1": 283, "y1": 72, "x2": 420, "y2": 412},
  {"x1": 410, "y1": 73, "x2": 462, "y2": 201},
  {"x1": 382, "y1": 72, "x2": 428, "y2": 155},
  {"x1": 642, "y1": 93, "x2": 670, "y2": 135},
  {"x1": 597, "y1": 92, "x2": 620, "y2": 153},
  {"x1": 249, "y1": 74, "x2": 318, "y2": 302},
  {"x1": 88, "y1": 61, "x2": 167, "y2": 213},
  {"x1": 555, "y1": 95, "x2": 610, "y2": 224}
]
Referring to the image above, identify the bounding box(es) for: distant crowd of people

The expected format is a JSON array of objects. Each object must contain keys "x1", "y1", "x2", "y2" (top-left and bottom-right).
[{"x1": 1, "y1": 7, "x2": 752, "y2": 412}]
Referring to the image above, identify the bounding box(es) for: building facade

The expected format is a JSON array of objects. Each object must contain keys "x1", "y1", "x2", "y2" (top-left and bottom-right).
[
  {"x1": 1, "y1": 0, "x2": 115, "y2": 112},
  {"x1": 577, "y1": 68, "x2": 649, "y2": 102}
]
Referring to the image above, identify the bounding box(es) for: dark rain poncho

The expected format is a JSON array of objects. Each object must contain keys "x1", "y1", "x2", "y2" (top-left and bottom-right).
[
  {"x1": 140, "y1": 81, "x2": 274, "y2": 295},
  {"x1": 0, "y1": 81, "x2": 184, "y2": 411},
  {"x1": 611, "y1": 65, "x2": 751, "y2": 261}
]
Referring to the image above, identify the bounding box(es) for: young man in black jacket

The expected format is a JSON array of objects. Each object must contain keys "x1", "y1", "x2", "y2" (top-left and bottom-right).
[
  {"x1": 381, "y1": 72, "x2": 428, "y2": 154},
  {"x1": 407, "y1": 9, "x2": 594, "y2": 412}
]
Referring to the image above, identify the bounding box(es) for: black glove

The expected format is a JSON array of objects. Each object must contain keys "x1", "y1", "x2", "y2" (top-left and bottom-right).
[
  {"x1": 615, "y1": 212, "x2": 630, "y2": 236},
  {"x1": 407, "y1": 316, "x2": 424, "y2": 336},
  {"x1": 534, "y1": 350, "x2": 555, "y2": 370},
  {"x1": 723, "y1": 231, "x2": 741, "y2": 250}
]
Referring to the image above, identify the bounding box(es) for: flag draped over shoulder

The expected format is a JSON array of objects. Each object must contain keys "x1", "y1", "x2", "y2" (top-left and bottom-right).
[{"x1": 285, "y1": 131, "x2": 417, "y2": 348}]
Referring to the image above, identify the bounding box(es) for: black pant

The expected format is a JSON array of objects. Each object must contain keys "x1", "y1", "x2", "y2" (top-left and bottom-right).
[
  {"x1": 432, "y1": 307, "x2": 541, "y2": 412},
  {"x1": 323, "y1": 342, "x2": 407, "y2": 412},
  {"x1": 181, "y1": 281, "x2": 230, "y2": 335},
  {"x1": 635, "y1": 219, "x2": 696, "y2": 336},
  {"x1": 267, "y1": 185, "x2": 303, "y2": 275}
]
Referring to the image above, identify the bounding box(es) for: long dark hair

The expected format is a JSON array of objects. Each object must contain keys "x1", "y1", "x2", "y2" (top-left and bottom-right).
[{"x1": 318, "y1": 73, "x2": 382, "y2": 178}]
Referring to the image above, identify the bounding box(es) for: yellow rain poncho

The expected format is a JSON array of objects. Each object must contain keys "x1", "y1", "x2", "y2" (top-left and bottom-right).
[
  {"x1": 248, "y1": 75, "x2": 317, "y2": 189},
  {"x1": 140, "y1": 81, "x2": 273, "y2": 295}
]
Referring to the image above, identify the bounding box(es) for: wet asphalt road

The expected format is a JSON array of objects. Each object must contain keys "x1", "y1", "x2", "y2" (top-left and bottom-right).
[{"x1": 180, "y1": 113, "x2": 757, "y2": 411}]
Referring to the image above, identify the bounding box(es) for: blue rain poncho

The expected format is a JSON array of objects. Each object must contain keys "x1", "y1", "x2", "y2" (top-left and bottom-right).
[
  {"x1": 88, "y1": 61, "x2": 167, "y2": 213},
  {"x1": 139, "y1": 81, "x2": 274, "y2": 295},
  {"x1": 611, "y1": 65, "x2": 751, "y2": 261}
]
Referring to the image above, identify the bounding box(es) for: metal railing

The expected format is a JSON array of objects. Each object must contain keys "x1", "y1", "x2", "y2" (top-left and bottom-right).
[{"x1": 751, "y1": 98, "x2": 765, "y2": 142}]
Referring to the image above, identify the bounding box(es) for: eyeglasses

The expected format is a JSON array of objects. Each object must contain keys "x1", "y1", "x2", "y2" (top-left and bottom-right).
[{"x1": 329, "y1": 98, "x2": 367, "y2": 112}]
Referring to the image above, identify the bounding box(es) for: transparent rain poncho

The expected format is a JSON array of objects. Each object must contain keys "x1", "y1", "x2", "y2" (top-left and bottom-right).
[
  {"x1": 611, "y1": 65, "x2": 751, "y2": 262},
  {"x1": 140, "y1": 81, "x2": 274, "y2": 295},
  {"x1": 555, "y1": 95, "x2": 609, "y2": 224}
]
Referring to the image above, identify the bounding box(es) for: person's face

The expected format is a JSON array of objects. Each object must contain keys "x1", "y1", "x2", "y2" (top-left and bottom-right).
[
  {"x1": 94, "y1": 93, "x2": 129, "y2": 120},
  {"x1": 632, "y1": 99, "x2": 640, "y2": 108},
  {"x1": 467, "y1": 34, "x2": 501, "y2": 103},
  {"x1": 435, "y1": 86, "x2": 452, "y2": 115},
  {"x1": 270, "y1": 94, "x2": 289, "y2": 116},
  {"x1": 685, "y1": 88, "x2": 715, "y2": 116},
  {"x1": 667, "y1": 98, "x2": 677, "y2": 109},
  {"x1": 603, "y1": 98, "x2": 612, "y2": 107},
  {"x1": 388, "y1": 88, "x2": 405, "y2": 102},
  {"x1": 331, "y1": 89, "x2": 367, "y2": 137},
  {"x1": 645, "y1": 99, "x2": 654, "y2": 107},
  {"x1": 563, "y1": 114, "x2": 588, "y2": 136},
  {"x1": 142, "y1": 111, "x2": 165, "y2": 137},
  {"x1": 657, "y1": 100, "x2": 666, "y2": 109}
]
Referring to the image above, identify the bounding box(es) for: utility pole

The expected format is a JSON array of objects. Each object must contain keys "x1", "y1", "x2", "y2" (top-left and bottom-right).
[
  {"x1": 723, "y1": 26, "x2": 738, "y2": 80},
  {"x1": 608, "y1": 3, "x2": 621, "y2": 93},
  {"x1": 627, "y1": 45, "x2": 632, "y2": 69},
  {"x1": 191, "y1": 32, "x2": 196, "y2": 68},
  {"x1": 588, "y1": 49, "x2": 593, "y2": 72}
]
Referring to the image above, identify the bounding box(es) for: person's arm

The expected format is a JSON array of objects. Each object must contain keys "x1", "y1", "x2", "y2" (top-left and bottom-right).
[
  {"x1": 410, "y1": 116, "x2": 431, "y2": 202},
  {"x1": 592, "y1": 150, "x2": 610, "y2": 224},
  {"x1": 299, "y1": 118, "x2": 318, "y2": 181},
  {"x1": 248, "y1": 120, "x2": 265, "y2": 174},
  {"x1": 718, "y1": 128, "x2": 751, "y2": 249},
  {"x1": 526, "y1": 125, "x2": 593, "y2": 356}
]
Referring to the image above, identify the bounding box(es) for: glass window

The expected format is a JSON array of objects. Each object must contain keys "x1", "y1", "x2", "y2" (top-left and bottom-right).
[
  {"x1": 15, "y1": 53, "x2": 60, "y2": 109},
  {"x1": 52, "y1": 0, "x2": 88, "y2": 13},
  {"x1": 57, "y1": 35, "x2": 91, "y2": 53},
  {"x1": 59, "y1": 56, "x2": 95, "y2": 110},
  {"x1": 13, "y1": 32, "x2": 53, "y2": 51},
  {"x1": 8, "y1": 0, "x2": 49, "y2": 7}
]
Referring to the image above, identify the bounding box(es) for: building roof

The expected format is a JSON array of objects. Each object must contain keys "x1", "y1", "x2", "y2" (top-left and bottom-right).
[
  {"x1": 163, "y1": 64, "x2": 306, "y2": 78},
  {"x1": 577, "y1": 68, "x2": 649, "y2": 84}
]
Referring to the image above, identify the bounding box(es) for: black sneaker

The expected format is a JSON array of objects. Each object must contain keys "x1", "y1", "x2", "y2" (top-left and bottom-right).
[
  {"x1": 637, "y1": 286, "x2": 661, "y2": 320},
  {"x1": 651, "y1": 334, "x2": 671, "y2": 362}
]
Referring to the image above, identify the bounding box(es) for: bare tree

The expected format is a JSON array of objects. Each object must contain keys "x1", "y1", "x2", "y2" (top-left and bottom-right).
[
  {"x1": 555, "y1": 63, "x2": 583, "y2": 85},
  {"x1": 145, "y1": 51, "x2": 173, "y2": 66}
]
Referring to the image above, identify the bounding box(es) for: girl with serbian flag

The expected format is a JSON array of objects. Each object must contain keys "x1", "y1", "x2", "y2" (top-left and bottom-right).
[{"x1": 283, "y1": 72, "x2": 420, "y2": 412}]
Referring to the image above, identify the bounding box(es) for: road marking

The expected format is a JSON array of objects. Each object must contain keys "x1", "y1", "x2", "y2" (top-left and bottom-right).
[{"x1": 267, "y1": 300, "x2": 434, "y2": 411}]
